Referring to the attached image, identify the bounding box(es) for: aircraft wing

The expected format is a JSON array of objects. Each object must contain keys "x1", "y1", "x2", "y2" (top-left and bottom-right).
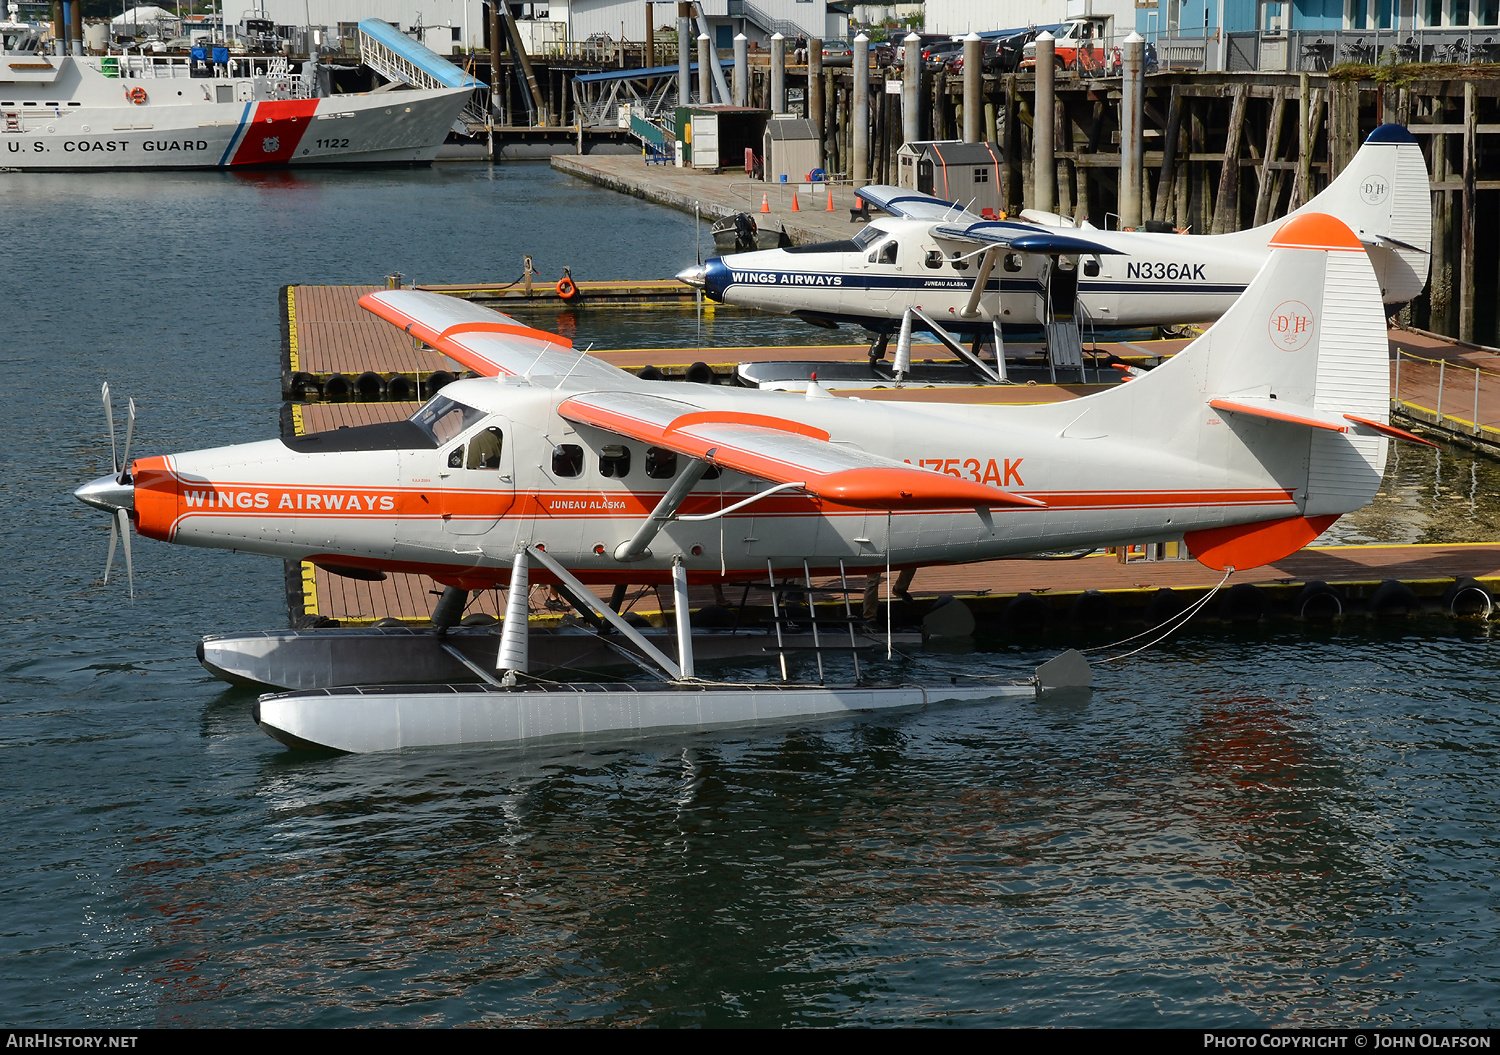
[
  {"x1": 856, "y1": 185, "x2": 976, "y2": 222},
  {"x1": 359, "y1": 289, "x2": 633, "y2": 385},
  {"x1": 558, "y1": 390, "x2": 1044, "y2": 510},
  {"x1": 931, "y1": 219, "x2": 1124, "y2": 257}
]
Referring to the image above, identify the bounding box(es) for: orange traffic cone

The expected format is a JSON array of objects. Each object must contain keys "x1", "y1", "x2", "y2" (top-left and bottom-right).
[
  {"x1": 792, "y1": 190, "x2": 800, "y2": 211},
  {"x1": 825, "y1": 186, "x2": 835, "y2": 211},
  {"x1": 760, "y1": 193, "x2": 770, "y2": 213}
]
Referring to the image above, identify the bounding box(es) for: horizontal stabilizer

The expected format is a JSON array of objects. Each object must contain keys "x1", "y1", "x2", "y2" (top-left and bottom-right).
[
  {"x1": 559, "y1": 391, "x2": 1044, "y2": 510},
  {"x1": 1210, "y1": 397, "x2": 1438, "y2": 447},
  {"x1": 932, "y1": 219, "x2": 1123, "y2": 257}
]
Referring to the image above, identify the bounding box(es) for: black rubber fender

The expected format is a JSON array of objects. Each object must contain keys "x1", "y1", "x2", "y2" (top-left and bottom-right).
[
  {"x1": 427, "y1": 370, "x2": 456, "y2": 392},
  {"x1": 1295, "y1": 581, "x2": 1344, "y2": 620},
  {"x1": 1069, "y1": 589, "x2": 1116, "y2": 628},
  {"x1": 386, "y1": 374, "x2": 415, "y2": 401},
  {"x1": 355, "y1": 370, "x2": 387, "y2": 400},
  {"x1": 290, "y1": 371, "x2": 321, "y2": 399},
  {"x1": 636, "y1": 365, "x2": 664, "y2": 381},
  {"x1": 372, "y1": 617, "x2": 406, "y2": 627},
  {"x1": 685, "y1": 361, "x2": 716, "y2": 385},
  {"x1": 1002, "y1": 592, "x2": 1050, "y2": 633},
  {"x1": 1369, "y1": 579, "x2": 1420, "y2": 617},
  {"x1": 322, "y1": 373, "x2": 354, "y2": 400},
  {"x1": 1142, "y1": 587, "x2": 1188, "y2": 627},
  {"x1": 1218, "y1": 582, "x2": 1270, "y2": 623},
  {"x1": 459, "y1": 613, "x2": 498, "y2": 627},
  {"x1": 1442, "y1": 577, "x2": 1493, "y2": 618}
]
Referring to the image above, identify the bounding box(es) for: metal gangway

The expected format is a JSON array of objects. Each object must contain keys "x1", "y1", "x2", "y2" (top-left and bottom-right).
[{"x1": 356, "y1": 17, "x2": 488, "y2": 123}]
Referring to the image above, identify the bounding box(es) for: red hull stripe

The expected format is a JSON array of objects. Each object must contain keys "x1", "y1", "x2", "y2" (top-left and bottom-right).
[{"x1": 229, "y1": 99, "x2": 319, "y2": 166}]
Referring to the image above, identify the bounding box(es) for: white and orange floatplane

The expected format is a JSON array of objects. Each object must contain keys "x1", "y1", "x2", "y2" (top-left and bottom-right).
[{"x1": 76, "y1": 212, "x2": 1434, "y2": 753}]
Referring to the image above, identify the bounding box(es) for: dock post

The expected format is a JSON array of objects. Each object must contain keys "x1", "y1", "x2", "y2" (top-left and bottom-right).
[
  {"x1": 808, "y1": 39, "x2": 824, "y2": 167},
  {"x1": 962, "y1": 33, "x2": 981, "y2": 143},
  {"x1": 902, "y1": 32, "x2": 920, "y2": 146},
  {"x1": 1461, "y1": 80, "x2": 1476, "y2": 344},
  {"x1": 698, "y1": 34, "x2": 712, "y2": 105},
  {"x1": 645, "y1": 3, "x2": 655, "y2": 68},
  {"x1": 1120, "y1": 32, "x2": 1145, "y2": 229},
  {"x1": 733, "y1": 32, "x2": 748, "y2": 106},
  {"x1": 853, "y1": 33, "x2": 870, "y2": 183},
  {"x1": 1033, "y1": 31, "x2": 1055, "y2": 214},
  {"x1": 771, "y1": 33, "x2": 786, "y2": 113},
  {"x1": 677, "y1": 9, "x2": 691, "y2": 110}
]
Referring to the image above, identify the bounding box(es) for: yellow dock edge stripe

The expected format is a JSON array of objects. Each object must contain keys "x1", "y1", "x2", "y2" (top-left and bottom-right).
[
  {"x1": 291, "y1": 403, "x2": 305, "y2": 438},
  {"x1": 287, "y1": 287, "x2": 299, "y2": 373},
  {"x1": 300, "y1": 561, "x2": 319, "y2": 618}
]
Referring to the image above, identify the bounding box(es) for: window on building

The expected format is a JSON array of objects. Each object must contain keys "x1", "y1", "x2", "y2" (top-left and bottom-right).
[
  {"x1": 973, "y1": 166, "x2": 990, "y2": 183},
  {"x1": 1426, "y1": 0, "x2": 1443, "y2": 26},
  {"x1": 1455, "y1": 0, "x2": 1473, "y2": 24}
]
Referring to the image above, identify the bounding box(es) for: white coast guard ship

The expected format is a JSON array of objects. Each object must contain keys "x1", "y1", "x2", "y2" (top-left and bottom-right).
[{"x1": 0, "y1": 21, "x2": 473, "y2": 169}]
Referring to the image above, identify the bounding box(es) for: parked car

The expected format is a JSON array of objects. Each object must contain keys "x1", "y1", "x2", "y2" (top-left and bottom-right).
[
  {"x1": 1020, "y1": 17, "x2": 1112, "y2": 73},
  {"x1": 921, "y1": 38, "x2": 963, "y2": 70},
  {"x1": 820, "y1": 39, "x2": 853, "y2": 65}
]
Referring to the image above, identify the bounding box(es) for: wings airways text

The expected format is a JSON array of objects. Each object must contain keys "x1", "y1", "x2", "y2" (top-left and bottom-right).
[{"x1": 729, "y1": 270, "x2": 844, "y2": 286}]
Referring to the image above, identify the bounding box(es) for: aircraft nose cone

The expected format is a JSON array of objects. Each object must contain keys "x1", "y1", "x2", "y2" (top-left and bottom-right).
[
  {"x1": 74, "y1": 473, "x2": 134, "y2": 513},
  {"x1": 676, "y1": 264, "x2": 708, "y2": 289}
]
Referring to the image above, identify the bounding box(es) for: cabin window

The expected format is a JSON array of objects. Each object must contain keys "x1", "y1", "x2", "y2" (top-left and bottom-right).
[
  {"x1": 1003, "y1": 253, "x2": 1024, "y2": 272},
  {"x1": 924, "y1": 250, "x2": 943, "y2": 269},
  {"x1": 1083, "y1": 259, "x2": 1101, "y2": 277},
  {"x1": 599, "y1": 444, "x2": 631, "y2": 479},
  {"x1": 949, "y1": 251, "x2": 970, "y2": 271},
  {"x1": 465, "y1": 427, "x2": 503, "y2": 470},
  {"x1": 552, "y1": 443, "x2": 584, "y2": 477},
  {"x1": 645, "y1": 446, "x2": 678, "y2": 479}
]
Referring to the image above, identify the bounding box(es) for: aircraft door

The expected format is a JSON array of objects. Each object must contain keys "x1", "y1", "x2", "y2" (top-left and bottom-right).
[
  {"x1": 1047, "y1": 256, "x2": 1080, "y2": 318},
  {"x1": 865, "y1": 236, "x2": 903, "y2": 304},
  {"x1": 439, "y1": 419, "x2": 516, "y2": 536}
]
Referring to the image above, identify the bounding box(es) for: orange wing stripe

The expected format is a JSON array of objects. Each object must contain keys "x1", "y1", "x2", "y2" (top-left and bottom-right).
[{"x1": 666, "y1": 411, "x2": 831, "y2": 441}]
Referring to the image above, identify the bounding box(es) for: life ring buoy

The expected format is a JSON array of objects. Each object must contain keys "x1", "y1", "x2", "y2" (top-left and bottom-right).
[
  {"x1": 556, "y1": 277, "x2": 578, "y2": 300},
  {"x1": 127, "y1": 86, "x2": 147, "y2": 105}
]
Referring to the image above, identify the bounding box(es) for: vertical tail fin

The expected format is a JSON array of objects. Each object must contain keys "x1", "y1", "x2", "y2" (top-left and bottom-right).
[{"x1": 1273, "y1": 124, "x2": 1432, "y2": 306}]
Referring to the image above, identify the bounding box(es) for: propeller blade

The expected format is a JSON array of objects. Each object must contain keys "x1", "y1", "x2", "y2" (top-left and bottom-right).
[
  {"x1": 104, "y1": 514, "x2": 118, "y2": 586},
  {"x1": 116, "y1": 507, "x2": 134, "y2": 599},
  {"x1": 102, "y1": 382, "x2": 117, "y2": 475},
  {"x1": 118, "y1": 399, "x2": 136, "y2": 482}
]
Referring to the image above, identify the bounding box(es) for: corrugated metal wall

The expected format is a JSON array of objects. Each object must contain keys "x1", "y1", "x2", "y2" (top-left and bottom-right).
[{"x1": 257, "y1": 0, "x2": 485, "y2": 49}]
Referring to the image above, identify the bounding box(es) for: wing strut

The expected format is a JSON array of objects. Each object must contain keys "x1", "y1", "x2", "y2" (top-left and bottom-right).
[
  {"x1": 910, "y1": 307, "x2": 1003, "y2": 383},
  {"x1": 614, "y1": 460, "x2": 712, "y2": 562},
  {"x1": 960, "y1": 247, "x2": 999, "y2": 320}
]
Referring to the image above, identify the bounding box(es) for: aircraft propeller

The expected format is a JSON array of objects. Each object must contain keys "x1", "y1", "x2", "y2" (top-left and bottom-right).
[{"x1": 74, "y1": 382, "x2": 137, "y2": 597}]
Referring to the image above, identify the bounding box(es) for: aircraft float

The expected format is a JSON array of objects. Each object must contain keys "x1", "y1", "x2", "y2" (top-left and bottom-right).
[
  {"x1": 75, "y1": 211, "x2": 1433, "y2": 753},
  {"x1": 677, "y1": 125, "x2": 1430, "y2": 383}
]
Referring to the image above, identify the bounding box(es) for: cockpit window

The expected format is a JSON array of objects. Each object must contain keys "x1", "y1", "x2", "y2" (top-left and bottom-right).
[
  {"x1": 465, "y1": 427, "x2": 504, "y2": 470},
  {"x1": 410, "y1": 394, "x2": 485, "y2": 445},
  {"x1": 852, "y1": 226, "x2": 887, "y2": 250}
]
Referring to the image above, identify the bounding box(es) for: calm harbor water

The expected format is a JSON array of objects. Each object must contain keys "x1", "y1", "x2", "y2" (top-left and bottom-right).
[{"x1": 2, "y1": 162, "x2": 1498, "y2": 1027}]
